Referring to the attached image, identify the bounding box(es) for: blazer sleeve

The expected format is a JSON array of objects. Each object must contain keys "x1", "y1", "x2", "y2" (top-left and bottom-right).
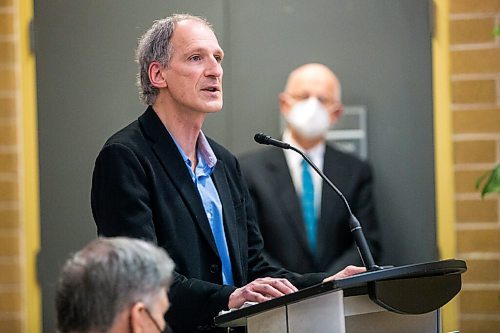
[{"x1": 91, "y1": 142, "x2": 157, "y2": 240}]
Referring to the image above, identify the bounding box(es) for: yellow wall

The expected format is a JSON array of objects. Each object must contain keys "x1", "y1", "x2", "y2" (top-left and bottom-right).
[
  {"x1": 0, "y1": 0, "x2": 40, "y2": 331},
  {"x1": 436, "y1": 0, "x2": 500, "y2": 332},
  {"x1": 433, "y1": 0, "x2": 459, "y2": 331}
]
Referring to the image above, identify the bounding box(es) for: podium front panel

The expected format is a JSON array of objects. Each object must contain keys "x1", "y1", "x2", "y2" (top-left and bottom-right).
[
  {"x1": 247, "y1": 306, "x2": 287, "y2": 333},
  {"x1": 288, "y1": 290, "x2": 345, "y2": 333}
]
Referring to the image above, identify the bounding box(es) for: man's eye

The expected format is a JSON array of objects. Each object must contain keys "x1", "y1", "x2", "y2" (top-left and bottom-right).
[
  {"x1": 190, "y1": 55, "x2": 201, "y2": 61},
  {"x1": 215, "y1": 55, "x2": 223, "y2": 63}
]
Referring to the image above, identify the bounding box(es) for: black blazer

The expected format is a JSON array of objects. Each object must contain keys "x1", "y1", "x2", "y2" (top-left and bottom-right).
[
  {"x1": 91, "y1": 107, "x2": 326, "y2": 332},
  {"x1": 240, "y1": 145, "x2": 381, "y2": 275}
]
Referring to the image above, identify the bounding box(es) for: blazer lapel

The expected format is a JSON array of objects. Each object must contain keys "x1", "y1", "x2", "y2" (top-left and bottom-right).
[
  {"x1": 138, "y1": 107, "x2": 219, "y2": 256},
  {"x1": 268, "y1": 150, "x2": 311, "y2": 253},
  {"x1": 211, "y1": 159, "x2": 243, "y2": 284},
  {"x1": 318, "y1": 147, "x2": 347, "y2": 256}
]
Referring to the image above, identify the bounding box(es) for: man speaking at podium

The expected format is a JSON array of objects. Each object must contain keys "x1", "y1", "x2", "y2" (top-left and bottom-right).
[
  {"x1": 91, "y1": 14, "x2": 364, "y2": 332},
  {"x1": 240, "y1": 64, "x2": 381, "y2": 275}
]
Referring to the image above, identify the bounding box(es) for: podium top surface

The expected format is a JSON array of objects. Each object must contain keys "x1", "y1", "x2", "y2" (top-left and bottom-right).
[{"x1": 214, "y1": 259, "x2": 466, "y2": 327}]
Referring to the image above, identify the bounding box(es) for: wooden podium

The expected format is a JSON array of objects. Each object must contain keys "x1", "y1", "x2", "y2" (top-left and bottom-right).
[{"x1": 215, "y1": 259, "x2": 466, "y2": 333}]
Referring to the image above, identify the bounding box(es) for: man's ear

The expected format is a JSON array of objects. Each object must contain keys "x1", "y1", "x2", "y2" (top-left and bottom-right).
[
  {"x1": 330, "y1": 103, "x2": 344, "y2": 124},
  {"x1": 279, "y1": 92, "x2": 291, "y2": 117},
  {"x1": 129, "y1": 301, "x2": 146, "y2": 333},
  {"x1": 148, "y1": 61, "x2": 168, "y2": 89}
]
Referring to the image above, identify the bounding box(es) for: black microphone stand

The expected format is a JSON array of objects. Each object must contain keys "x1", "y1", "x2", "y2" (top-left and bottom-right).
[{"x1": 291, "y1": 147, "x2": 379, "y2": 271}]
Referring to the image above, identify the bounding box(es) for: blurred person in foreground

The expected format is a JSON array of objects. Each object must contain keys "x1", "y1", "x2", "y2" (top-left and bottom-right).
[
  {"x1": 56, "y1": 237, "x2": 175, "y2": 333},
  {"x1": 240, "y1": 63, "x2": 381, "y2": 274},
  {"x1": 91, "y1": 14, "x2": 365, "y2": 332}
]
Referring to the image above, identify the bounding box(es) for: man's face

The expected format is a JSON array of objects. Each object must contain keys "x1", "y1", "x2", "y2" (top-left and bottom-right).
[
  {"x1": 162, "y1": 19, "x2": 224, "y2": 114},
  {"x1": 281, "y1": 69, "x2": 338, "y2": 118}
]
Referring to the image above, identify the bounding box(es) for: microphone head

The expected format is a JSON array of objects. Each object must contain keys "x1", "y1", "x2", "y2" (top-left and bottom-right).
[{"x1": 254, "y1": 133, "x2": 270, "y2": 145}]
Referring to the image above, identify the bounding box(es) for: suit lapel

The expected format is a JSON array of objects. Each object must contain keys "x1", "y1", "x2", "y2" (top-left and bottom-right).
[
  {"x1": 211, "y1": 159, "x2": 243, "y2": 284},
  {"x1": 267, "y1": 150, "x2": 311, "y2": 253},
  {"x1": 138, "y1": 107, "x2": 219, "y2": 256},
  {"x1": 318, "y1": 147, "x2": 347, "y2": 256}
]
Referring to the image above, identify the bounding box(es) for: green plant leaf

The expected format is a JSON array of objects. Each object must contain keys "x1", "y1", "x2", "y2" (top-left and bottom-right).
[
  {"x1": 477, "y1": 164, "x2": 500, "y2": 198},
  {"x1": 494, "y1": 26, "x2": 500, "y2": 37}
]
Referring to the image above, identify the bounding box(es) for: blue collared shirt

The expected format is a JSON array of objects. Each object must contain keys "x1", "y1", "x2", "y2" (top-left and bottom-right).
[{"x1": 170, "y1": 131, "x2": 234, "y2": 285}]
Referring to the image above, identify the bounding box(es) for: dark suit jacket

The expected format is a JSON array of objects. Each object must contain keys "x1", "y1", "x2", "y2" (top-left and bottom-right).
[
  {"x1": 239, "y1": 145, "x2": 381, "y2": 275},
  {"x1": 91, "y1": 107, "x2": 327, "y2": 333}
]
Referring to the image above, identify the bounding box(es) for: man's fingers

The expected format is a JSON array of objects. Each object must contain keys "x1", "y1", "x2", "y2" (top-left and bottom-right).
[
  {"x1": 228, "y1": 278, "x2": 299, "y2": 309},
  {"x1": 323, "y1": 265, "x2": 367, "y2": 282},
  {"x1": 241, "y1": 288, "x2": 272, "y2": 303},
  {"x1": 255, "y1": 277, "x2": 298, "y2": 295},
  {"x1": 279, "y1": 278, "x2": 299, "y2": 292},
  {"x1": 251, "y1": 282, "x2": 285, "y2": 298}
]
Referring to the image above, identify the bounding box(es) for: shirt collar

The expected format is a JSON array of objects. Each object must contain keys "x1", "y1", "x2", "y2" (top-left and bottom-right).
[
  {"x1": 282, "y1": 129, "x2": 325, "y2": 167},
  {"x1": 168, "y1": 130, "x2": 218, "y2": 174},
  {"x1": 196, "y1": 131, "x2": 217, "y2": 169}
]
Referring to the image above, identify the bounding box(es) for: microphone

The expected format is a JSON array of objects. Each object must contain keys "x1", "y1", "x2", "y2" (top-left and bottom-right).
[
  {"x1": 254, "y1": 133, "x2": 291, "y2": 149},
  {"x1": 253, "y1": 133, "x2": 380, "y2": 271}
]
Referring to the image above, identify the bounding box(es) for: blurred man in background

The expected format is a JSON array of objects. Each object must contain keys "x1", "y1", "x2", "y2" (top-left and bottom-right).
[
  {"x1": 240, "y1": 63, "x2": 381, "y2": 274},
  {"x1": 56, "y1": 237, "x2": 174, "y2": 333}
]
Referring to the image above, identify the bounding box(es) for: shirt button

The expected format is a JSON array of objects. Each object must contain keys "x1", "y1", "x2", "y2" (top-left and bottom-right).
[
  {"x1": 207, "y1": 212, "x2": 212, "y2": 219},
  {"x1": 210, "y1": 264, "x2": 219, "y2": 273}
]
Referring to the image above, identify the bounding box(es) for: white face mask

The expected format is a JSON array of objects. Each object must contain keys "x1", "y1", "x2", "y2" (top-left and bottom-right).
[{"x1": 286, "y1": 97, "x2": 331, "y2": 140}]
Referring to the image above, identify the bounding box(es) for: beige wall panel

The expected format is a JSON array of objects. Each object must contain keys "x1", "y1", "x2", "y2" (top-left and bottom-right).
[
  {"x1": 461, "y1": 320, "x2": 500, "y2": 333},
  {"x1": 0, "y1": 180, "x2": 18, "y2": 201},
  {"x1": 0, "y1": 124, "x2": 17, "y2": 145},
  {"x1": 457, "y1": 229, "x2": 500, "y2": 252},
  {"x1": 451, "y1": 0, "x2": 500, "y2": 13},
  {"x1": 454, "y1": 169, "x2": 491, "y2": 193},
  {"x1": 0, "y1": 97, "x2": 16, "y2": 118},
  {"x1": 0, "y1": 153, "x2": 17, "y2": 173},
  {"x1": 460, "y1": 290, "x2": 500, "y2": 314},
  {"x1": 456, "y1": 199, "x2": 498, "y2": 222},
  {"x1": 0, "y1": 13, "x2": 14, "y2": 34},
  {"x1": 0, "y1": 262, "x2": 21, "y2": 284},
  {"x1": 462, "y1": 259, "x2": 500, "y2": 283},
  {"x1": 451, "y1": 80, "x2": 496, "y2": 104},
  {"x1": 0, "y1": 319, "x2": 22, "y2": 333},
  {"x1": 452, "y1": 48, "x2": 500, "y2": 74},
  {"x1": 0, "y1": 291, "x2": 22, "y2": 312},
  {"x1": 0, "y1": 0, "x2": 14, "y2": 7},
  {"x1": 0, "y1": 208, "x2": 19, "y2": 229},
  {"x1": 450, "y1": 18, "x2": 496, "y2": 44},
  {"x1": 0, "y1": 234, "x2": 19, "y2": 256},
  {"x1": 453, "y1": 109, "x2": 500, "y2": 134},
  {"x1": 454, "y1": 140, "x2": 496, "y2": 164},
  {"x1": 0, "y1": 68, "x2": 16, "y2": 91},
  {"x1": 0, "y1": 41, "x2": 15, "y2": 63}
]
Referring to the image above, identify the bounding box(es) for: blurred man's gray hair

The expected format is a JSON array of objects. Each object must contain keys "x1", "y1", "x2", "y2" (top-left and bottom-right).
[
  {"x1": 56, "y1": 237, "x2": 174, "y2": 333},
  {"x1": 136, "y1": 13, "x2": 214, "y2": 105}
]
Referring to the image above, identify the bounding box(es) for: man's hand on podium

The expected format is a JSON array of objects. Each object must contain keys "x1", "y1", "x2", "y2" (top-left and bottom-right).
[
  {"x1": 322, "y1": 265, "x2": 366, "y2": 283},
  {"x1": 228, "y1": 277, "x2": 298, "y2": 309},
  {"x1": 227, "y1": 266, "x2": 366, "y2": 310}
]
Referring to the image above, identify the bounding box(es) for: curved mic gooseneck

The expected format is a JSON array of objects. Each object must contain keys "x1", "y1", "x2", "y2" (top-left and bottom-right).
[{"x1": 254, "y1": 133, "x2": 379, "y2": 271}]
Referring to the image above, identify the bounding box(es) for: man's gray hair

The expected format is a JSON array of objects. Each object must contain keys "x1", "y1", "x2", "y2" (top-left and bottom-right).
[
  {"x1": 136, "y1": 13, "x2": 214, "y2": 105},
  {"x1": 56, "y1": 237, "x2": 175, "y2": 333}
]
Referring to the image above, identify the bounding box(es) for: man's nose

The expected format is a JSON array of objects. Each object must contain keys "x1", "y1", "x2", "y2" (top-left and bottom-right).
[{"x1": 205, "y1": 57, "x2": 223, "y2": 77}]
